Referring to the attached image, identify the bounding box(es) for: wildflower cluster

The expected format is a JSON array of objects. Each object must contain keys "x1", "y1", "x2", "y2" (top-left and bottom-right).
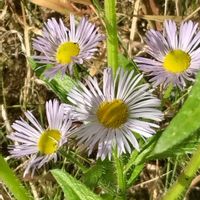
[{"x1": 7, "y1": 15, "x2": 200, "y2": 177}]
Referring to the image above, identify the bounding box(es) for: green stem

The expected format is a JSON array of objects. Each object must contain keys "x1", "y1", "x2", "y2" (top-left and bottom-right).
[
  {"x1": 170, "y1": 156, "x2": 179, "y2": 186},
  {"x1": 59, "y1": 149, "x2": 88, "y2": 173},
  {"x1": 164, "y1": 158, "x2": 171, "y2": 191},
  {"x1": 113, "y1": 150, "x2": 126, "y2": 199},
  {"x1": 0, "y1": 155, "x2": 32, "y2": 200},
  {"x1": 104, "y1": 0, "x2": 118, "y2": 75},
  {"x1": 162, "y1": 144, "x2": 200, "y2": 200}
]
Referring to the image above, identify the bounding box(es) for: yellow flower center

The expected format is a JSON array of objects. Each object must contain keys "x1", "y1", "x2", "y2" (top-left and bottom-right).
[
  {"x1": 38, "y1": 129, "x2": 61, "y2": 155},
  {"x1": 96, "y1": 99, "x2": 129, "y2": 128},
  {"x1": 163, "y1": 49, "x2": 191, "y2": 73},
  {"x1": 56, "y1": 42, "x2": 80, "y2": 64}
]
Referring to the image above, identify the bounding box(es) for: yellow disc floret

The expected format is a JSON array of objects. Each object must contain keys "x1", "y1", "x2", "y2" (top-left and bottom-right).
[
  {"x1": 163, "y1": 49, "x2": 191, "y2": 73},
  {"x1": 56, "y1": 42, "x2": 80, "y2": 64},
  {"x1": 96, "y1": 99, "x2": 129, "y2": 129},
  {"x1": 38, "y1": 129, "x2": 61, "y2": 154}
]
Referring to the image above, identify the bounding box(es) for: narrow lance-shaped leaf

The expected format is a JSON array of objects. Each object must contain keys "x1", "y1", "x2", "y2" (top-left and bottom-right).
[
  {"x1": 43, "y1": 73, "x2": 76, "y2": 103},
  {"x1": 0, "y1": 155, "x2": 32, "y2": 200},
  {"x1": 51, "y1": 169, "x2": 103, "y2": 200},
  {"x1": 29, "y1": 59, "x2": 76, "y2": 102}
]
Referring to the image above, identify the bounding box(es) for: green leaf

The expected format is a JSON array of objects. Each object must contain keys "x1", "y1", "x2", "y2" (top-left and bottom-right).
[
  {"x1": 124, "y1": 150, "x2": 139, "y2": 173},
  {"x1": 123, "y1": 150, "x2": 145, "y2": 186},
  {"x1": 51, "y1": 169, "x2": 103, "y2": 200},
  {"x1": 133, "y1": 133, "x2": 161, "y2": 165},
  {"x1": 29, "y1": 58, "x2": 76, "y2": 102},
  {"x1": 28, "y1": 57, "x2": 46, "y2": 77},
  {"x1": 83, "y1": 160, "x2": 105, "y2": 189},
  {"x1": 163, "y1": 83, "x2": 173, "y2": 99},
  {"x1": 153, "y1": 129, "x2": 200, "y2": 158},
  {"x1": 99, "y1": 159, "x2": 117, "y2": 187},
  {"x1": 118, "y1": 54, "x2": 138, "y2": 72},
  {"x1": 101, "y1": 193, "x2": 115, "y2": 200},
  {"x1": 134, "y1": 128, "x2": 200, "y2": 166},
  {"x1": 127, "y1": 163, "x2": 144, "y2": 186},
  {"x1": 43, "y1": 73, "x2": 76, "y2": 102},
  {"x1": 0, "y1": 155, "x2": 32, "y2": 200},
  {"x1": 83, "y1": 159, "x2": 116, "y2": 198}
]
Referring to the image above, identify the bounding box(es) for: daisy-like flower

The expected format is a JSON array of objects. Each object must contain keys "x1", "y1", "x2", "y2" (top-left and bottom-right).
[
  {"x1": 7, "y1": 99, "x2": 72, "y2": 176},
  {"x1": 33, "y1": 14, "x2": 104, "y2": 78},
  {"x1": 134, "y1": 20, "x2": 200, "y2": 88},
  {"x1": 65, "y1": 68, "x2": 163, "y2": 160}
]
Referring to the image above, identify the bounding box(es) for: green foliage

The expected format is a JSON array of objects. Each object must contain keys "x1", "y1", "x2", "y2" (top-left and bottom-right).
[
  {"x1": 83, "y1": 159, "x2": 117, "y2": 197},
  {"x1": 101, "y1": 193, "x2": 115, "y2": 200},
  {"x1": 163, "y1": 83, "x2": 173, "y2": 99},
  {"x1": 51, "y1": 169, "x2": 103, "y2": 200},
  {"x1": 100, "y1": 160, "x2": 117, "y2": 187},
  {"x1": 43, "y1": 73, "x2": 76, "y2": 103},
  {"x1": 118, "y1": 54, "x2": 138, "y2": 72},
  {"x1": 83, "y1": 160, "x2": 105, "y2": 189},
  {"x1": 127, "y1": 163, "x2": 144, "y2": 186},
  {"x1": 134, "y1": 127, "x2": 200, "y2": 165},
  {"x1": 29, "y1": 58, "x2": 76, "y2": 102},
  {"x1": 0, "y1": 155, "x2": 32, "y2": 200}
]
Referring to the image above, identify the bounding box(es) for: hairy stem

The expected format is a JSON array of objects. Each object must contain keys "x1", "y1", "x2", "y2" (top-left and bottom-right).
[
  {"x1": 104, "y1": 0, "x2": 118, "y2": 75},
  {"x1": 113, "y1": 150, "x2": 126, "y2": 199}
]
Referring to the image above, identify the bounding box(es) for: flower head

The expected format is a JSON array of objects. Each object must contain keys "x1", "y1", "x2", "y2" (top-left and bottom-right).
[
  {"x1": 65, "y1": 68, "x2": 163, "y2": 160},
  {"x1": 135, "y1": 20, "x2": 200, "y2": 88},
  {"x1": 7, "y1": 99, "x2": 72, "y2": 176},
  {"x1": 33, "y1": 15, "x2": 104, "y2": 78}
]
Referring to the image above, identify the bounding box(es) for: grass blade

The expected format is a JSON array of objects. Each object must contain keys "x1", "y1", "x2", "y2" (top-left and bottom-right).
[{"x1": 0, "y1": 155, "x2": 32, "y2": 200}]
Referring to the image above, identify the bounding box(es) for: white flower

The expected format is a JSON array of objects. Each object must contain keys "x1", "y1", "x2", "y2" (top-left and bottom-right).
[
  {"x1": 135, "y1": 20, "x2": 200, "y2": 89},
  {"x1": 7, "y1": 99, "x2": 72, "y2": 176},
  {"x1": 33, "y1": 14, "x2": 104, "y2": 78},
  {"x1": 64, "y1": 68, "x2": 163, "y2": 160}
]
